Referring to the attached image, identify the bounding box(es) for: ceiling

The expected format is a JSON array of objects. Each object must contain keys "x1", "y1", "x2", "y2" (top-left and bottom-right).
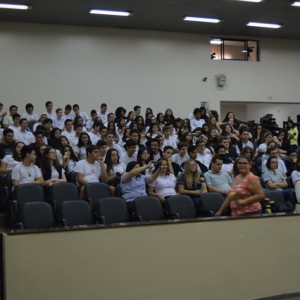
[{"x1": 1, "y1": 0, "x2": 300, "y2": 40}]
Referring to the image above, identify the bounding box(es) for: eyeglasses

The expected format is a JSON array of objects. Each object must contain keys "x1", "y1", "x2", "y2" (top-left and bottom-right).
[{"x1": 237, "y1": 162, "x2": 248, "y2": 165}]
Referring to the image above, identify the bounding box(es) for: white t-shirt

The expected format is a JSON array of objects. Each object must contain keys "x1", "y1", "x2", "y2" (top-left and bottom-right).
[
  {"x1": 16, "y1": 130, "x2": 35, "y2": 145},
  {"x1": 2, "y1": 154, "x2": 20, "y2": 169},
  {"x1": 148, "y1": 174, "x2": 177, "y2": 197},
  {"x1": 22, "y1": 113, "x2": 39, "y2": 122},
  {"x1": 74, "y1": 160, "x2": 101, "y2": 183},
  {"x1": 11, "y1": 163, "x2": 42, "y2": 184}
]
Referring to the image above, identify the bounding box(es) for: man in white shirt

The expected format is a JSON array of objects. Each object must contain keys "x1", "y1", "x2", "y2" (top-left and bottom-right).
[
  {"x1": 172, "y1": 142, "x2": 189, "y2": 166},
  {"x1": 191, "y1": 108, "x2": 206, "y2": 131},
  {"x1": 11, "y1": 145, "x2": 44, "y2": 187},
  {"x1": 105, "y1": 131, "x2": 124, "y2": 157},
  {"x1": 9, "y1": 113, "x2": 21, "y2": 136},
  {"x1": 88, "y1": 121, "x2": 102, "y2": 145},
  {"x1": 3, "y1": 105, "x2": 18, "y2": 129},
  {"x1": 63, "y1": 104, "x2": 74, "y2": 120},
  {"x1": 16, "y1": 118, "x2": 35, "y2": 145},
  {"x1": 22, "y1": 103, "x2": 38, "y2": 131},
  {"x1": 75, "y1": 145, "x2": 109, "y2": 198},
  {"x1": 73, "y1": 104, "x2": 89, "y2": 125},
  {"x1": 61, "y1": 119, "x2": 75, "y2": 141},
  {"x1": 53, "y1": 108, "x2": 66, "y2": 130},
  {"x1": 196, "y1": 139, "x2": 212, "y2": 169},
  {"x1": 86, "y1": 110, "x2": 99, "y2": 132},
  {"x1": 43, "y1": 100, "x2": 56, "y2": 120},
  {"x1": 120, "y1": 139, "x2": 137, "y2": 166},
  {"x1": 97, "y1": 103, "x2": 108, "y2": 125},
  {"x1": 162, "y1": 126, "x2": 177, "y2": 150}
]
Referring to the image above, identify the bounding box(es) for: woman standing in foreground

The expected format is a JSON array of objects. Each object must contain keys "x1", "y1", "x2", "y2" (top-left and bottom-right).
[{"x1": 215, "y1": 155, "x2": 264, "y2": 216}]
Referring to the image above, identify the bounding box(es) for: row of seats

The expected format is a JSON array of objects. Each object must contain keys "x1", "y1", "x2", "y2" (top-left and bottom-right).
[
  {"x1": 3, "y1": 182, "x2": 230, "y2": 229},
  {"x1": 1, "y1": 181, "x2": 296, "y2": 230}
]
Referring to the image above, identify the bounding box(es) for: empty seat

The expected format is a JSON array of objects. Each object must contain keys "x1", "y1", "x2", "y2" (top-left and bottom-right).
[
  {"x1": 51, "y1": 182, "x2": 79, "y2": 214},
  {"x1": 133, "y1": 196, "x2": 164, "y2": 222},
  {"x1": 97, "y1": 197, "x2": 129, "y2": 224},
  {"x1": 166, "y1": 195, "x2": 196, "y2": 219},
  {"x1": 199, "y1": 192, "x2": 225, "y2": 217},
  {"x1": 61, "y1": 200, "x2": 93, "y2": 226},
  {"x1": 20, "y1": 202, "x2": 55, "y2": 229},
  {"x1": 12, "y1": 184, "x2": 44, "y2": 221},
  {"x1": 84, "y1": 182, "x2": 112, "y2": 211}
]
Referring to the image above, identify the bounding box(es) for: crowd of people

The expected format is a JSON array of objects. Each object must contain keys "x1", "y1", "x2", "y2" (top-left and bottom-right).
[{"x1": 0, "y1": 100, "x2": 299, "y2": 218}]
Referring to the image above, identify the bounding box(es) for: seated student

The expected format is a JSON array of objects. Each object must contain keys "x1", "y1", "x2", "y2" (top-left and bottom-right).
[
  {"x1": 172, "y1": 142, "x2": 189, "y2": 167},
  {"x1": 261, "y1": 147, "x2": 287, "y2": 176},
  {"x1": 61, "y1": 144, "x2": 79, "y2": 173},
  {"x1": 0, "y1": 142, "x2": 24, "y2": 175},
  {"x1": 204, "y1": 155, "x2": 233, "y2": 198},
  {"x1": 0, "y1": 128, "x2": 16, "y2": 160},
  {"x1": 120, "y1": 139, "x2": 138, "y2": 166},
  {"x1": 284, "y1": 148, "x2": 297, "y2": 177},
  {"x1": 148, "y1": 138, "x2": 163, "y2": 162},
  {"x1": 235, "y1": 126, "x2": 256, "y2": 158},
  {"x1": 147, "y1": 158, "x2": 177, "y2": 203},
  {"x1": 262, "y1": 156, "x2": 294, "y2": 202},
  {"x1": 180, "y1": 145, "x2": 208, "y2": 175},
  {"x1": 177, "y1": 159, "x2": 207, "y2": 208},
  {"x1": 74, "y1": 145, "x2": 108, "y2": 198},
  {"x1": 11, "y1": 145, "x2": 44, "y2": 188},
  {"x1": 214, "y1": 144, "x2": 234, "y2": 177},
  {"x1": 120, "y1": 160, "x2": 161, "y2": 214},
  {"x1": 105, "y1": 148, "x2": 126, "y2": 187},
  {"x1": 40, "y1": 147, "x2": 67, "y2": 187}
]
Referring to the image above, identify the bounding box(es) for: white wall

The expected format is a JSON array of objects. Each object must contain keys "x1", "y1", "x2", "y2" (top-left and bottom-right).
[{"x1": 0, "y1": 21, "x2": 300, "y2": 119}]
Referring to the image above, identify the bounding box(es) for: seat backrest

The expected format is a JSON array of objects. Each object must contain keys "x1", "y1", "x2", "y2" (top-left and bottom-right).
[
  {"x1": 166, "y1": 195, "x2": 196, "y2": 219},
  {"x1": 21, "y1": 202, "x2": 55, "y2": 229},
  {"x1": 98, "y1": 197, "x2": 129, "y2": 224},
  {"x1": 133, "y1": 196, "x2": 164, "y2": 222},
  {"x1": 13, "y1": 184, "x2": 44, "y2": 210},
  {"x1": 51, "y1": 182, "x2": 79, "y2": 212},
  {"x1": 264, "y1": 190, "x2": 294, "y2": 213},
  {"x1": 61, "y1": 200, "x2": 93, "y2": 226},
  {"x1": 199, "y1": 192, "x2": 225, "y2": 217},
  {"x1": 84, "y1": 182, "x2": 112, "y2": 210}
]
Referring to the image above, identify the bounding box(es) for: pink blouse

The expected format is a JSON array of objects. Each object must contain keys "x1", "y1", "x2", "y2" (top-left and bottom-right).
[{"x1": 229, "y1": 172, "x2": 262, "y2": 216}]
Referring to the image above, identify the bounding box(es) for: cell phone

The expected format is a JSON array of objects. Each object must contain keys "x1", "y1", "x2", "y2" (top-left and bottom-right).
[{"x1": 153, "y1": 161, "x2": 162, "y2": 167}]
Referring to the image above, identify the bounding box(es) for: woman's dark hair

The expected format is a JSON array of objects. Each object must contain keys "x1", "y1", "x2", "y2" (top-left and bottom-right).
[
  {"x1": 73, "y1": 116, "x2": 84, "y2": 127},
  {"x1": 105, "y1": 148, "x2": 119, "y2": 175},
  {"x1": 48, "y1": 127, "x2": 61, "y2": 149},
  {"x1": 40, "y1": 147, "x2": 62, "y2": 180},
  {"x1": 137, "y1": 146, "x2": 149, "y2": 166},
  {"x1": 266, "y1": 155, "x2": 278, "y2": 169},
  {"x1": 182, "y1": 118, "x2": 191, "y2": 131},
  {"x1": 135, "y1": 115, "x2": 145, "y2": 127},
  {"x1": 77, "y1": 132, "x2": 92, "y2": 148},
  {"x1": 62, "y1": 145, "x2": 79, "y2": 162},
  {"x1": 126, "y1": 161, "x2": 139, "y2": 173},
  {"x1": 222, "y1": 112, "x2": 235, "y2": 122},
  {"x1": 287, "y1": 119, "x2": 295, "y2": 128},
  {"x1": 12, "y1": 142, "x2": 25, "y2": 161}
]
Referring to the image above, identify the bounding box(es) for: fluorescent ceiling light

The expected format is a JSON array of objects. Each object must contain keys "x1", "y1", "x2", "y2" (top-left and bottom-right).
[
  {"x1": 184, "y1": 16, "x2": 221, "y2": 23},
  {"x1": 0, "y1": 3, "x2": 29, "y2": 10},
  {"x1": 90, "y1": 9, "x2": 131, "y2": 17},
  {"x1": 291, "y1": 1, "x2": 300, "y2": 6},
  {"x1": 238, "y1": 0, "x2": 263, "y2": 2},
  {"x1": 210, "y1": 39, "x2": 222, "y2": 45},
  {"x1": 247, "y1": 22, "x2": 281, "y2": 29}
]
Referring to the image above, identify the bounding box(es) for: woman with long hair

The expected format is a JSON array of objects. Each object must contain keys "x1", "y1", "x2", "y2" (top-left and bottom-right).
[
  {"x1": 107, "y1": 121, "x2": 119, "y2": 143},
  {"x1": 74, "y1": 132, "x2": 92, "y2": 160},
  {"x1": 61, "y1": 144, "x2": 79, "y2": 173},
  {"x1": 0, "y1": 142, "x2": 24, "y2": 174},
  {"x1": 147, "y1": 158, "x2": 177, "y2": 203},
  {"x1": 177, "y1": 159, "x2": 207, "y2": 207},
  {"x1": 164, "y1": 108, "x2": 176, "y2": 126},
  {"x1": 156, "y1": 112, "x2": 165, "y2": 130},
  {"x1": 104, "y1": 148, "x2": 126, "y2": 188},
  {"x1": 40, "y1": 146, "x2": 66, "y2": 187}
]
